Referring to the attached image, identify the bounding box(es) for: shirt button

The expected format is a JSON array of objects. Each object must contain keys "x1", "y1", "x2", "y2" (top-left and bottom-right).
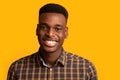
[{"x1": 50, "y1": 68, "x2": 52, "y2": 71}]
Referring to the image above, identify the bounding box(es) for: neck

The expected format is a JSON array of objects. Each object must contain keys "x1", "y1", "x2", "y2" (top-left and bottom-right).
[{"x1": 39, "y1": 48, "x2": 62, "y2": 67}]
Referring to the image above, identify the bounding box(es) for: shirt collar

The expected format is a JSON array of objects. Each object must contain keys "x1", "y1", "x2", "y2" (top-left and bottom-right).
[
  {"x1": 37, "y1": 48, "x2": 66, "y2": 67},
  {"x1": 56, "y1": 50, "x2": 66, "y2": 67}
]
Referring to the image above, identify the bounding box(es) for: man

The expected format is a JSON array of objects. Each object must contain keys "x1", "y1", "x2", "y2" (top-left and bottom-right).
[{"x1": 7, "y1": 3, "x2": 97, "y2": 80}]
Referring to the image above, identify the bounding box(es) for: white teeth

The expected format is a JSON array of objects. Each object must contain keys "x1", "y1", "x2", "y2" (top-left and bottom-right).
[{"x1": 44, "y1": 41, "x2": 57, "y2": 47}]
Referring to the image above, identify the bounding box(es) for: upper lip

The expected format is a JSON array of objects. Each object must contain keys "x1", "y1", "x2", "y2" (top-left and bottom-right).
[{"x1": 43, "y1": 38, "x2": 58, "y2": 42}]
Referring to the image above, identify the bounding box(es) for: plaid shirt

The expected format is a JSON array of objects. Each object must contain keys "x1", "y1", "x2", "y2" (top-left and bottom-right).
[{"x1": 7, "y1": 50, "x2": 97, "y2": 80}]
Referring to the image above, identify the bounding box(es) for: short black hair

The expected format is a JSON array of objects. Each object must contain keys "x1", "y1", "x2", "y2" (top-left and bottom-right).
[{"x1": 39, "y1": 3, "x2": 68, "y2": 20}]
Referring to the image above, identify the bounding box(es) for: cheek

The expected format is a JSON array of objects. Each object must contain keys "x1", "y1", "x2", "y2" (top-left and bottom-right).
[
  {"x1": 38, "y1": 31, "x2": 45, "y2": 37},
  {"x1": 37, "y1": 32, "x2": 44, "y2": 41},
  {"x1": 59, "y1": 33, "x2": 66, "y2": 40}
]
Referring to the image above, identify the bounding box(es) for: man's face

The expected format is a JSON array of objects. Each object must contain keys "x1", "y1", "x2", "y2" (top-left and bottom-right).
[{"x1": 37, "y1": 13, "x2": 68, "y2": 53}]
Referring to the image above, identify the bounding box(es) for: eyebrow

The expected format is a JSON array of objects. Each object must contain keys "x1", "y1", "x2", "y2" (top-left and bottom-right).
[
  {"x1": 39, "y1": 23, "x2": 48, "y2": 25},
  {"x1": 39, "y1": 23, "x2": 64, "y2": 27}
]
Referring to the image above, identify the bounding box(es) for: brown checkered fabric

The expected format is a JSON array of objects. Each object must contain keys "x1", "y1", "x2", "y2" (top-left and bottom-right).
[{"x1": 7, "y1": 50, "x2": 97, "y2": 80}]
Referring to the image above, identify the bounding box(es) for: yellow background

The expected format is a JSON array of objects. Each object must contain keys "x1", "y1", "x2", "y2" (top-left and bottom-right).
[{"x1": 0, "y1": 0, "x2": 120, "y2": 80}]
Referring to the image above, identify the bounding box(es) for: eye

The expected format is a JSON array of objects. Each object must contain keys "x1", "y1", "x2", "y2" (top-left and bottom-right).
[
  {"x1": 54, "y1": 26, "x2": 63, "y2": 32},
  {"x1": 39, "y1": 24, "x2": 48, "y2": 31}
]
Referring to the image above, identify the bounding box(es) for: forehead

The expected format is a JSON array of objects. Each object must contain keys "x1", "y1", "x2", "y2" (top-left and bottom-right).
[{"x1": 39, "y1": 13, "x2": 66, "y2": 24}]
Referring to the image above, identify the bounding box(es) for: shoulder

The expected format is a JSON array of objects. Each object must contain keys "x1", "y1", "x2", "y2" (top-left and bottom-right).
[
  {"x1": 66, "y1": 52, "x2": 90, "y2": 63},
  {"x1": 66, "y1": 52, "x2": 96, "y2": 68},
  {"x1": 9, "y1": 52, "x2": 39, "y2": 68},
  {"x1": 66, "y1": 52, "x2": 97, "y2": 79},
  {"x1": 7, "y1": 52, "x2": 39, "y2": 79}
]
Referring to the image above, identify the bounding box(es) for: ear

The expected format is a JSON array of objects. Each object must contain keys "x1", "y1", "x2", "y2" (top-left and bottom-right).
[
  {"x1": 36, "y1": 24, "x2": 39, "y2": 36},
  {"x1": 65, "y1": 26, "x2": 68, "y2": 38}
]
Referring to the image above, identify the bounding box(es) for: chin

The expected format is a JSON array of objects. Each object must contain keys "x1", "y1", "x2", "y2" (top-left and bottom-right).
[{"x1": 43, "y1": 47, "x2": 58, "y2": 53}]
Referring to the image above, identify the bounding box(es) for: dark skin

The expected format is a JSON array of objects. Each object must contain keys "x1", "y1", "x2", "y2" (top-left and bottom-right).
[{"x1": 36, "y1": 13, "x2": 68, "y2": 67}]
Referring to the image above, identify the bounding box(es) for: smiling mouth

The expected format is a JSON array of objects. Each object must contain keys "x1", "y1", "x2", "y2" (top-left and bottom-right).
[{"x1": 44, "y1": 40, "x2": 57, "y2": 47}]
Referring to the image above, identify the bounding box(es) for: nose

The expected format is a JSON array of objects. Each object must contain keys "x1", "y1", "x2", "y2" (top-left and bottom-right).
[{"x1": 46, "y1": 28, "x2": 55, "y2": 37}]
